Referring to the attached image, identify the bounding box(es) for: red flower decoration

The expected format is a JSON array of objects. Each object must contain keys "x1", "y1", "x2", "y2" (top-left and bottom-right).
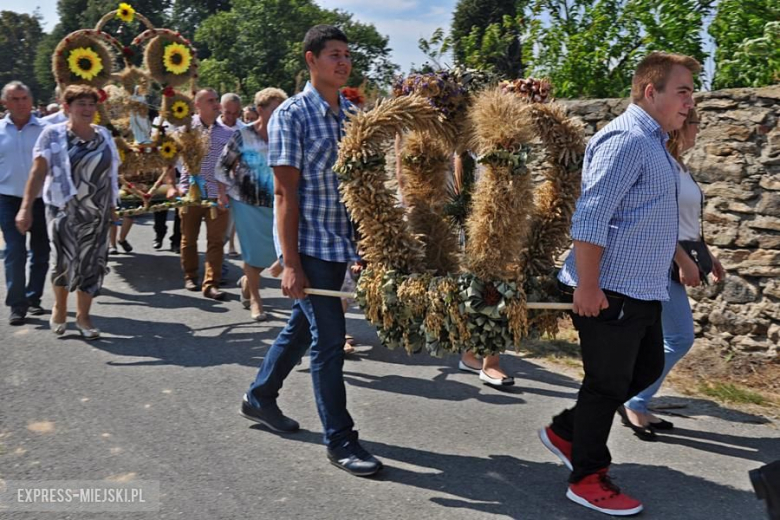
[
  {"x1": 341, "y1": 87, "x2": 364, "y2": 106},
  {"x1": 98, "y1": 89, "x2": 108, "y2": 103},
  {"x1": 122, "y1": 46, "x2": 135, "y2": 58},
  {"x1": 162, "y1": 86, "x2": 175, "y2": 97}
]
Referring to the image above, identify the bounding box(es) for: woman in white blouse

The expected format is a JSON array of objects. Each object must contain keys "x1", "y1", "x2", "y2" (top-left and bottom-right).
[{"x1": 621, "y1": 108, "x2": 725, "y2": 437}]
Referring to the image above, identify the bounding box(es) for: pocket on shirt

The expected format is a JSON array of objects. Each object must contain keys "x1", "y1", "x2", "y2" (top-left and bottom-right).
[{"x1": 304, "y1": 137, "x2": 336, "y2": 169}]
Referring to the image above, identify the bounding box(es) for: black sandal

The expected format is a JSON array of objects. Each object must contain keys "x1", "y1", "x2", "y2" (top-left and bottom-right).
[
  {"x1": 648, "y1": 418, "x2": 674, "y2": 430},
  {"x1": 617, "y1": 406, "x2": 657, "y2": 441}
]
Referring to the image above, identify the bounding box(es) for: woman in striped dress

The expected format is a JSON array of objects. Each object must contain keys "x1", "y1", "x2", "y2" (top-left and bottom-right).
[{"x1": 16, "y1": 85, "x2": 119, "y2": 339}]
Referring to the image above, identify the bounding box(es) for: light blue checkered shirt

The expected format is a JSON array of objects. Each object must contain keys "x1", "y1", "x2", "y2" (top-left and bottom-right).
[
  {"x1": 269, "y1": 82, "x2": 357, "y2": 263},
  {"x1": 558, "y1": 104, "x2": 680, "y2": 301}
]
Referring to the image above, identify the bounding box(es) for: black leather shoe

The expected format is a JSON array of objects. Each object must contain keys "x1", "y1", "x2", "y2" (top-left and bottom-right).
[
  {"x1": 240, "y1": 395, "x2": 299, "y2": 432},
  {"x1": 617, "y1": 406, "x2": 656, "y2": 441},
  {"x1": 153, "y1": 237, "x2": 163, "y2": 249},
  {"x1": 119, "y1": 239, "x2": 133, "y2": 253},
  {"x1": 648, "y1": 418, "x2": 674, "y2": 430},
  {"x1": 28, "y1": 305, "x2": 45, "y2": 316},
  {"x1": 9, "y1": 309, "x2": 25, "y2": 326},
  {"x1": 327, "y1": 438, "x2": 383, "y2": 477}
]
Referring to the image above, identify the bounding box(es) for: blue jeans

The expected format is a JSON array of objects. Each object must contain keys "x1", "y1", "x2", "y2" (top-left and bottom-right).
[
  {"x1": 247, "y1": 255, "x2": 354, "y2": 448},
  {"x1": 0, "y1": 195, "x2": 49, "y2": 312},
  {"x1": 625, "y1": 280, "x2": 695, "y2": 413}
]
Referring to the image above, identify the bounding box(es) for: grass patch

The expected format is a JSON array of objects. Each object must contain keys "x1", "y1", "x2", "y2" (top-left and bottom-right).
[{"x1": 697, "y1": 382, "x2": 769, "y2": 406}]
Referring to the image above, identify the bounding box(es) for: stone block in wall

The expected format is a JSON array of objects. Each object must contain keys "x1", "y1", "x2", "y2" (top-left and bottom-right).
[
  {"x1": 757, "y1": 192, "x2": 780, "y2": 216},
  {"x1": 702, "y1": 181, "x2": 757, "y2": 200},
  {"x1": 712, "y1": 197, "x2": 755, "y2": 215},
  {"x1": 761, "y1": 279, "x2": 780, "y2": 299},
  {"x1": 697, "y1": 98, "x2": 739, "y2": 110},
  {"x1": 703, "y1": 142, "x2": 758, "y2": 157},
  {"x1": 705, "y1": 221, "x2": 739, "y2": 246},
  {"x1": 755, "y1": 86, "x2": 780, "y2": 101},
  {"x1": 688, "y1": 151, "x2": 747, "y2": 182},
  {"x1": 721, "y1": 108, "x2": 774, "y2": 125},
  {"x1": 707, "y1": 300, "x2": 771, "y2": 336},
  {"x1": 720, "y1": 276, "x2": 760, "y2": 303},
  {"x1": 747, "y1": 215, "x2": 780, "y2": 231},
  {"x1": 760, "y1": 175, "x2": 780, "y2": 190},
  {"x1": 735, "y1": 223, "x2": 780, "y2": 249},
  {"x1": 698, "y1": 124, "x2": 752, "y2": 142},
  {"x1": 717, "y1": 248, "x2": 780, "y2": 277}
]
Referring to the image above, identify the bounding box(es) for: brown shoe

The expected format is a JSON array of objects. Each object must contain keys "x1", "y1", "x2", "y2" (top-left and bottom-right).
[
  {"x1": 184, "y1": 278, "x2": 199, "y2": 292},
  {"x1": 204, "y1": 287, "x2": 226, "y2": 301}
]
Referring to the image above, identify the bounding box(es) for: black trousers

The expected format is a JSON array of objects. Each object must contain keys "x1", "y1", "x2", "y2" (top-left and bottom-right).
[
  {"x1": 551, "y1": 285, "x2": 665, "y2": 482},
  {"x1": 153, "y1": 209, "x2": 181, "y2": 247}
]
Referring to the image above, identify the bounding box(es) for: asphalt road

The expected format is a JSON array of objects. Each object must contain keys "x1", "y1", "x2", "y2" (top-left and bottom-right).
[{"x1": 1, "y1": 214, "x2": 778, "y2": 519}]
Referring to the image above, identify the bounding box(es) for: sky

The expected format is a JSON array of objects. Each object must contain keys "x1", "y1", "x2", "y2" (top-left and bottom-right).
[{"x1": 5, "y1": 0, "x2": 458, "y2": 75}]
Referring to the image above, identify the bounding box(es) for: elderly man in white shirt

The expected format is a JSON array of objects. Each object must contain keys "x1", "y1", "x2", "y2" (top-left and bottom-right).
[{"x1": 0, "y1": 81, "x2": 50, "y2": 325}]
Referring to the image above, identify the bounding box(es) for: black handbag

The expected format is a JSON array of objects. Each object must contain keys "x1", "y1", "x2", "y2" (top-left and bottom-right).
[
  {"x1": 671, "y1": 169, "x2": 713, "y2": 284},
  {"x1": 671, "y1": 240, "x2": 713, "y2": 285}
]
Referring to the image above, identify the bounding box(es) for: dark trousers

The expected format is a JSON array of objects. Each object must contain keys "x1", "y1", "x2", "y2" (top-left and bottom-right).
[
  {"x1": 248, "y1": 255, "x2": 354, "y2": 448},
  {"x1": 153, "y1": 209, "x2": 181, "y2": 247},
  {"x1": 551, "y1": 286, "x2": 665, "y2": 482},
  {"x1": 0, "y1": 195, "x2": 49, "y2": 311}
]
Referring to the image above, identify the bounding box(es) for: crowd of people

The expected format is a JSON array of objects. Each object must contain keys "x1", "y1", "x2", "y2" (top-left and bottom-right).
[{"x1": 0, "y1": 22, "x2": 737, "y2": 517}]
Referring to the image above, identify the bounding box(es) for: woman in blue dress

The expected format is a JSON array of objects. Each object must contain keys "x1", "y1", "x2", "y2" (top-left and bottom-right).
[{"x1": 217, "y1": 87, "x2": 288, "y2": 321}]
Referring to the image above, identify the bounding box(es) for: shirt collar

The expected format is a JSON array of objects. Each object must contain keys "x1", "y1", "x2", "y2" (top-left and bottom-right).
[
  {"x1": 303, "y1": 81, "x2": 346, "y2": 119},
  {"x1": 1, "y1": 113, "x2": 44, "y2": 129},
  {"x1": 626, "y1": 104, "x2": 665, "y2": 139}
]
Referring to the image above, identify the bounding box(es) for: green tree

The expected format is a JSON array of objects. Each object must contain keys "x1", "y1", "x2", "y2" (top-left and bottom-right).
[
  {"x1": 168, "y1": 0, "x2": 232, "y2": 59},
  {"x1": 451, "y1": 0, "x2": 527, "y2": 78},
  {"x1": 710, "y1": 0, "x2": 780, "y2": 89},
  {"x1": 526, "y1": 0, "x2": 712, "y2": 98},
  {"x1": 0, "y1": 11, "x2": 45, "y2": 101},
  {"x1": 195, "y1": 0, "x2": 398, "y2": 97}
]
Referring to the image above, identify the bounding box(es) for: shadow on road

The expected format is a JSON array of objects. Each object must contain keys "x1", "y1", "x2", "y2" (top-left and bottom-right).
[{"x1": 261, "y1": 428, "x2": 763, "y2": 520}]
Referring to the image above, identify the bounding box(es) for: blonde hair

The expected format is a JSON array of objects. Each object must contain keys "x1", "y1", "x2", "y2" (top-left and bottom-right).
[
  {"x1": 254, "y1": 88, "x2": 288, "y2": 109},
  {"x1": 667, "y1": 108, "x2": 699, "y2": 164},
  {"x1": 631, "y1": 52, "x2": 701, "y2": 103}
]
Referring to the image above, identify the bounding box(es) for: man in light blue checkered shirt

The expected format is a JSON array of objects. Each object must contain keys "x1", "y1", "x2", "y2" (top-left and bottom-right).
[
  {"x1": 241, "y1": 25, "x2": 383, "y2": 478},
  {"x1": 539, "y1": 52, "x2": 700, "y2": 516}
]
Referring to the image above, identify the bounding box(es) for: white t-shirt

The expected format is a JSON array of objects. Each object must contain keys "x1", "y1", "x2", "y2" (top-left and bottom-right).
[{"x1": 678, "y1": 163, "x2": 702, "y2": 241}]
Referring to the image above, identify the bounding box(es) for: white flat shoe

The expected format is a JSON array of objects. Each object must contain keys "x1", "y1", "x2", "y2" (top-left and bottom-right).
[
  {"x1": 252, "y1": 312, "x2": 268, "y2": 322},
  {"x1": 49, "y1": 316, "x2": 67, "y2": 335},
  {"x1": 479, "y1": 370, "x2": 515, "y2": 387},
  {"x1": 75, "y1": 322, "x2": 100, "y2": 340},
  {"x1": 458, "y1": 360, "x2": 481, "y2": 374}
]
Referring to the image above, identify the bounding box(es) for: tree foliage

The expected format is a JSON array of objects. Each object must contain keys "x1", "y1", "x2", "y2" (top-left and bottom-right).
[
  {"x1": 525, "y1": 0, "x2": 712, "y2": 98},
  {"x1": 0, "y1": 11, "x2": 45, "y2": 101},
  {"x1": 709, "y1": 0, "x2": 780, "y2": 89},
  {"x1": 450, "y1": 0, "x2": 527, "y2": 78},
  {"x1": 195, "y1": 0, "x2": 397, "y2": 97}
]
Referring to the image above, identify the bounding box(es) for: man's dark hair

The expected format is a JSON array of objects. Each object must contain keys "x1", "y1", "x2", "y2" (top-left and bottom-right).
[{"x1": 303, "y1": 25, "x2": 348, "y2": 57}]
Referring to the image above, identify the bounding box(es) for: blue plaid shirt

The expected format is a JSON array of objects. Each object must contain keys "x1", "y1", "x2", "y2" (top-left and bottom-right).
[
  {"x1": 269, "y1": 82, "x2": 357, "y2": 263},
  {"x1": 558, "y1": 104, "x2": 680, "y2": 301}
]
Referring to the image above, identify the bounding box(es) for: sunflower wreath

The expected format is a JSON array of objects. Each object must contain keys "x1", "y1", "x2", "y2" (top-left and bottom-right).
[
  {"x1": 53, "y1": 30, "x2": 118, "y2": 88},
  {"x1": 335, "y1": 77, "x2": 584, "y2": 357},
  {"x1": 135, "y1": 28, "x2": 199, "y2": 88}
]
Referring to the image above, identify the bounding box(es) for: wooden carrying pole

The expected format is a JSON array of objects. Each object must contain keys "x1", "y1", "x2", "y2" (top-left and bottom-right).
[{"x1": 303, "y1": 288, "x2": 573, "y2": 310}]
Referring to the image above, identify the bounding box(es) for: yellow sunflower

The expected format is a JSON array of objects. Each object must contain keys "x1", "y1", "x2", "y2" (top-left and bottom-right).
[
  {"x1": 171, "y1": 100, "x2": 190, "y2": 119},
  {"x1": 160, "y1": 140, "x2": 178, "y2": 159},
  {"x1": 163, "y1": 43, "x2": 192, "y2": 75},
  {"x1": 116, "y1": 3, "x2": 135, "y2": 23},
  {"x1": 68, "y1": 47, "x2": 104, "y2": 81}
]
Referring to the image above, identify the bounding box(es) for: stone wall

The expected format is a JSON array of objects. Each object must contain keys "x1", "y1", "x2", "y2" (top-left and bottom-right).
[{"x1": 558, "y1": 85, "x2": 780, "y2": 358}]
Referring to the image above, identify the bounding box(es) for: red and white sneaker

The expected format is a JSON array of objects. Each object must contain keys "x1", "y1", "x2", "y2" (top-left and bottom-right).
[
  {"x1": 538, "y1": 426, "x2": 573, "y2": 470},
  {"x1": 567, "y1": 469, "x2": 643, "y2": 516}
]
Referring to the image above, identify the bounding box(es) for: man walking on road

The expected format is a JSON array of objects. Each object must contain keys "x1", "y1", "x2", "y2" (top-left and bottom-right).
[
  {"x1": 0, "y1": 81, "x2": 49, "y2": 325},
  {"x1": 538, "y1": 52, "x2": 700, "y2": 516},
  {"x1": 240, "y1": 25, "x2": 383, "y2": 477}
]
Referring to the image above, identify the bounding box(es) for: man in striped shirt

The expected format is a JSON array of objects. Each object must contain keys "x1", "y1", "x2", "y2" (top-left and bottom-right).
[
  {"x1": 176, "y1": 88, "x2": 233, "y2": 300},
  {"x1": 539, "y1": 52, "x2": 700, "y2": 516}
]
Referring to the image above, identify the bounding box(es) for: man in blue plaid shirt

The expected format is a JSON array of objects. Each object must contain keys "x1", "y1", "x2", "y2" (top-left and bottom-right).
[
  {"x1": 539, "y1": 52, "x2": 700, "y2": 516},
  {"x1": 240, "y1": 25, "x2": 382, "y2": 477}
]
